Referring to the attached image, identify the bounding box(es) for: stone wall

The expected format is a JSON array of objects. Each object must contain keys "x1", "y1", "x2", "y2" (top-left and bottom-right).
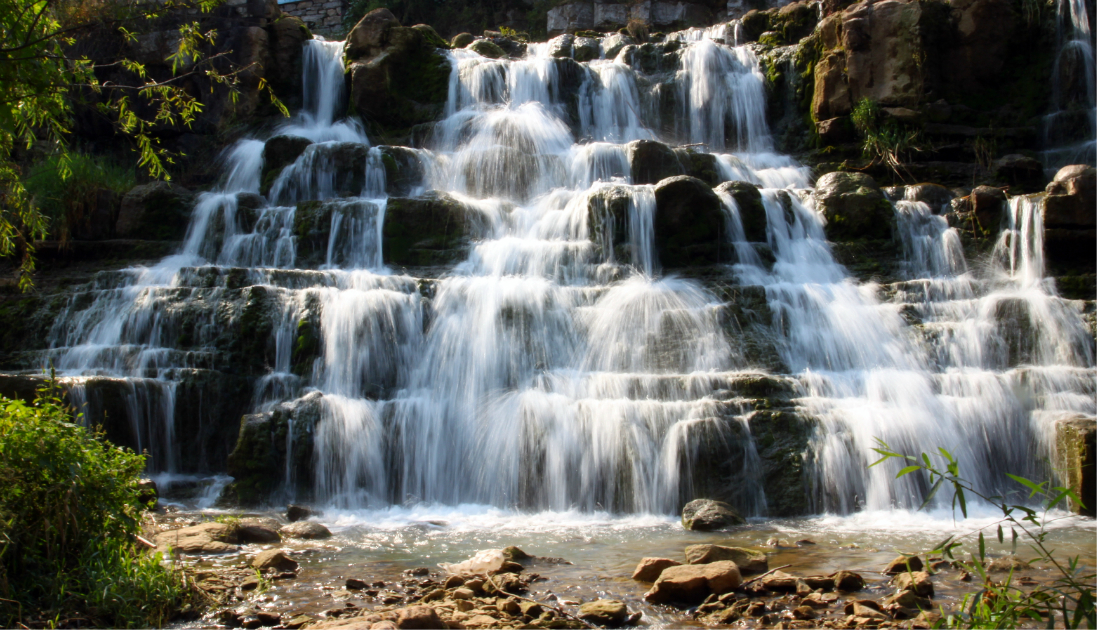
[
  {"x1": 546, "y1": 0, "x2": 796, "y2": 35},
  {"x1": 279, "y1": 0, "x2": 348, "y2": 37}
]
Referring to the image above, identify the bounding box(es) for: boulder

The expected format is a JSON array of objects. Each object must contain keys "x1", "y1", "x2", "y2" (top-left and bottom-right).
[
  {"x1": 684, "y1": 545, "x2": 768, "y2": 575},
  {"x1": 653, "y1": 176, "x2": 727, "y2": 267},
  {"x1": 548, "y1": 34, "x2": 574, "y2": 58},
  {"x1": 261, "y1": 134, "x2": 313, "y2": 193},
  {"x1": 237, "y1": 519, "x2": 282, "y2": 543},
  {"x1": 885, "y1": 183, "x2": 954, "y2": 213},
  {"x1": 993, "y1": 154, "x2": 1045, "y2": 193},
  {"x1": 894, "y1": 571, "x2": 933, "y2": 597},
  {"x1": 116, "y1": 182, "x2": 194, "y2": 240},
  {"x1": 812, "y1": 171, "x2": 893, "y2": 241},
  {"x1": 286, "y1": 504, "x2": 317, "y2": 522},
  {"x1": 136, "y1": 478, "x2": 158, "y2": 507},
  {"x1": 346, "y1": 12, "x2": 450, "y2": 132},
  {"x1": 451, "y1": 32, "x2": 475, "y2": 48},
  {"x1": 265, "y1": 15, "x2": 309, "y2": 108},
  {"x1": 883, "y1": 555, "x2": 924, "y2": 575},
  {"x1": 632, "y1": 557, "x2": 681, "y2": 582},
  {"x1": 969, "y1": 185, "x2": 1007, "y2": 233},
  {"x1": 252, "y1": 548, "x2": 299, "y2": 572},
  {"x1": 602, "y1": 33, "x2": 635, "y2": 59},
  {"x1": 383, "y1": 193, "x2": 482, "y2": 266},
  {"x1": 644, "y1": 561, "x2": 743, "y2": 603},
  {"x1": 378, "y1": 146, "x2": 425, "y2": 197},
  {"x1": 986, "y1": 556, "x2": 1028, "y2": 573},
  {"x1": 155, "y1": 522, "x2": 239, "y2": 555},
  {"x1": 1044, "y1": 165, "x2": 1096, "y2": 228},
  {"x1": 715, "y1": 181, "x2": 767, "y2": 241},
  {"x1": 394, "y1": 606, "x2": 444, "y2": 629},
  {"x1": 1054, "y1": 416, "x2": 1095, "y2": 516},
  {"x1": 676, "y1": 148, "x2": 721, "y2": 186},
  {"x1": 680, "y1": 498, "x2": 745, "y2": 531},
  {"x1": 832, "y1": 570, "x2": 866, "y2": 591},
  {"x1": 885, "y1": 589, "x2": 933, "y2": 609},
  {"x1": 280, "y1": 521, "x2": 332, "y2": 539},
  {"x1": 572, "y1": 36, "x2": 599, "y2": 62},
  {"x1": 469, "y1": 39, "x2": 505, "y2": 59},
  {"x1": 627, "y1": 139, "x2": 684, "y2": 184},
  {"x1": 578, "y1": 599, "x2": 628, "y2": 626}
]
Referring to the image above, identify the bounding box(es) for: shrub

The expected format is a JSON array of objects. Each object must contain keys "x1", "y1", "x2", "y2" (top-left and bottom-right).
[
  {"x1": 24, "y1": 152, "x2": 135, "y2": 242},
  {"x1": 850, "y1": 98, "x2": 924, "y2": 181},
  {"x1": 0, "y1": 380, "x2": 190, "y2": 627}
]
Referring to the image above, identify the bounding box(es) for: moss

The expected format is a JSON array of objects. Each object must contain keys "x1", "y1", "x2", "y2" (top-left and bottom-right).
[{"x1": 292, "y1": 317, "x2": 321, "y2": 377}]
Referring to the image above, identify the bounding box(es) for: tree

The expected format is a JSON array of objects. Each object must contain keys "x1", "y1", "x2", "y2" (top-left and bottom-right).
[{"x1": 0, "y1": 0, "x2": 285, "y2": 289}]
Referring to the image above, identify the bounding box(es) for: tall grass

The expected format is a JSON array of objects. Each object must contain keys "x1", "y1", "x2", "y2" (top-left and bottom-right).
[{"x1": 0, "y1": 379, "x2": 191, "y2": 628}]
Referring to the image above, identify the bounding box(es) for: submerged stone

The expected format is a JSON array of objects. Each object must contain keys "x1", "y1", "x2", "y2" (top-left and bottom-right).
[{"x1": 681, "y1": 499, "x2": 745, "y2": 530}]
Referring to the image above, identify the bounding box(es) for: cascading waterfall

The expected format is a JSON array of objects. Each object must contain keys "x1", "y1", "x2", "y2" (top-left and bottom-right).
[
  {"x1": 1042, "y1": 0, "x2": 1097, "y2": 170},
  {"x1": 43, "y1": 24, "x2": 1095, "y2": 521}
]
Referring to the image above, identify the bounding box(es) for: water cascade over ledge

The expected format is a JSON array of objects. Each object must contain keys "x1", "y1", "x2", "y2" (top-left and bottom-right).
[{"x1": 40, "y1": 30, "x2": 1096, "y2": 520}]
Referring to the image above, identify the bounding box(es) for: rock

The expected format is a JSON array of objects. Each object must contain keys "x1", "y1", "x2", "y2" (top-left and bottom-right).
[
  {"x1": 266, "y1": 15, "x2": 309, "y2": 106},
  {"x1": 280, "y1": 521, "x2": 332, "y2": 539},
  {"x1": 237, "y1": 520, "x2": 282, "y2": 543},
  {"x1": 469, "y1": 39, "x2": 505, "y2": 59},
  {"x1": 261, "y1": 135, "x2": 313, "y2": 193},
  {"x1": 969, "y1": 185, "x2": 1007, "y2": 232},
  {"x1": 817, "y1": 116, "x2": 854, "y2": 144},
  {"x1": 286, "y1": 504, "x2": 316, "y2": 522},
  {"x1": 684, "y1": 545, "x2": 768, "y2": 575},
  {"x1": 548, "y1": 34, "x2": 574, "y2": 58},
  {"x1": 715, "y1": 180, "x2": 766, "y2": 241},
  {"x1": 681, "y1": 498, "x2": 745, "y2": 531},
  {"x1": 393, "y1": 606, "x2": 442, "y2": 629},
  {"x1": 547, "y1": 2, "x2": 593, "y2": 36},
  {"x1": 1054, "y1": 416, "x2": 1096, "y2": 516},
  {"x1": 845, "y1": 599, "x2": 887, "y2": 619},
  {"x1": 378, "y1": 146, "x2": 425, "y2": 197},
  {"x1": 602, "y1": 33, "x2": 635, "y2": 58},
  {"x1": 792, "y1": 605, "x2": 817, "y2": 619},
  {"x1": 154, "y1": 522, "x2": 238, "y2": 555},
  {"x1": 285, "y1": 614, "x2": 314, "y2": 629},
  {"x1": 116, "y1": 182, "x2": 193, "y2": 240},
  {"x1": 1053, "y1": 164, "x2": 1095, "y2": 183},
  {"x1": 451, "y1": 32, "x2": 474, "y2": 48},
  {"x1": 882, "y1": 106, "x2": 922, "y2": 124},
  {"x1": 883, "y1": 554, "x2": 924, "y2": 575},
  {"x1": 886, "y1": 589, "x2": 933, "y2": 609},
  {"x1": 832, "y1": 570, "x2": 866, "y2": 591},
  {"x1": 502, "y1": 546, "x2": 531, "y2": 561},
  {"x1": 632, "y1": 557, "x2": 681, "y2": 582},
  {"x1": 644, "y1": 561, "x2": 743, "y2": 603},
  {"x1": 1044, "y1": 165, "x2": 1096, "y2": 227},
  {"x1": 451, "y1": 587, "x2": 475, "y2": 600},
  {"x1": 383, "y1": 193, "x2": 481, "y2": 266},
  {"x1": 136, "y1": 478, "x2": 158, "y2": 507},
  {"x1": 347, "y1": 577, "x2": 369, "y2": 589},
  {"x1": 886, "y1": 183, "x2": 954, "y2": 213},
  {"x1": 993, "y1": 154, "x2": 1045, "y2": 193},
  {"x1": 654, "y1": 176, "x2": 728, "y2": 267},
  {"x1": 572, "y1": 36, "x2": 599, "y2": 62},
  {"x1": 346, "y1": 12, "x2": 450, "y2": 133},
  {"x1": 986, "y1": 556, "x2": 1028, "y2": 573},
  {"x1": 813, "y1": 171, "x2": 892, "y2": 241},
  {"x1": 578, "y1": 599, "x2": 628, "y2": 626},
  {"x1": 252, "y1": 549, "x2": 299, "y2": 572},
  {"x1": 627, "y1": 139, "x2": 684, "y2": 185},
  {"x1": 893, "y1": 571, "x2": 933, "y2": 597}
]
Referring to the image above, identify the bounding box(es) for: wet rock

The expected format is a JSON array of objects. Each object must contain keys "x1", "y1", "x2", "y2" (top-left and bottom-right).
[
  {"x1": 451, "y1": 32, "x2": 475, "y2": 48},
  {"x1": 155, "y1": 522, "x2": 238, "y2": 555},
  {"x1": 285, "y1": 614, "x2": 313, "y2": 629},
  {"x1": 394, "y1": 605, "x2": 443, "y2": 628},
  {"x1": 684, "y1": 545, "x2": 768, "y2": 575},
  {"x1": 969, "y1": 185, "x2": 1007, "y2": 233},
  {"x1": 345, "y1": 8, "x2": 400, "y2": 59},
  {"x1": 884, "y1": 183, "x2": 954, "y2": 213},
  {"x1": 237, "y1": 520, "x2": 282, "y2": 543},
  {"x1": 832, "y1": 570, "x2": 866, "y2": 592},
  {"x1": 502, "y1": 545, "x2": 531, "y2": 561},
  {"x1": 1044, "y1": 166, "x2": 1096, "y2": 271},
  {"x1": 602, "y1": 33, "x2": 635, "y2": 58},
  {"x1": 676, "y1": 148, "x2": 721, "y2": 187},
  {"x1": 469, "y1": 39, "x2": 505, "y2": 59},
  {"x1": 384, "y1": 193, "x2": 484, "y2": 267},
  {"x1": 572, "y1": 36, "x2": 599, "y2": 62},
  {"x1": 252, "y1": 548, "x2": 298, "y2": 572},
  {"x1": 578, "y1": 599, "x2": 628, "y2": 626},
  {"x1": 443, "y1": 575, "x2": 465, "y2": 589},
  {"x1": 893, "y1": 571, "x2": 933, "y2": 597},
  {"x1": 116, "y1": 182, "x2": 194, "y2": 240},
  {"x1": 886, "y1": 589, "x2": 933, "y2": 609},
  {"x1": 280, "y1": 521, "x2": 332, "y2": 539},
  {"x1": 986, "y1": 556, "x2": 1028, "y2": 573},
  {"x1": 1054, "y1": 416, "x2": 1096, "y2": 516},
  {"x1": 644, "y1": 561, "x2": 742, "y2": 604},
  {"x1": 654, "y1": 176, "x2": 727, "y2": 267},
  {"x1": 347, "y1": 578, "x2": 369, "y2": 589},
  {"x1": 792, "y1": 605, "x2": 817, "y2": 619},
  {"x1": 993, "y1": 154, "x2": 1045, "y2": 193},
  {"x1": 884, "y1": 554, "x2": 924, "y2": 575},
  {"x1": 680, "y1": 498, "x2": 745, "y2": 531},
  {"x1": 286, "y1": 504, "x2": 316, "y2": 522},
  {"x1": 548, "y1": 34, "x2": 574, "y2": 58},
  {"x1": 261, "y1": 135, "x2": 312, "y2": 193},
  {"x1": 632, "y1": 557, "x2": 681, "y2": 582},
  {"x1": 844, "y1": 599, "x2": 886, "y2": 618},
  {"x1": 627, "y1": 139, "x2": 684, "y2": 185},
  {"x1": 812, "y1": 171, "x2": 892, "y2": 242}
]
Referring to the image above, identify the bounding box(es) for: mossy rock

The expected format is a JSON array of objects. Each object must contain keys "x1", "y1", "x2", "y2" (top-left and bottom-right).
[
  {"x1": 676, "y1": 148, "x2": 721, "y2": 187},
  {"x1": 378, "y1": 146, "x2": 426, "y2": 196},
  {"x1": 451, "y1": 32, "x2": 474, "y2": 48},
  {"x1": 813, "y1": 171, "x2": 894, "y2": 242},
  {"x1": 349, "y1": 26, "x2": 451, "y2": 132},
  {"x1": 715, "y1": 181, "x2": 767, "y2": 242},
  {"x1": 261, "y1": 135, "x2": 313, "y2": 196},
  {"x1": 469, "y1": 39, "x2": 505, "y2": 59},
  {"x1": 411, "y1": 24, "x2": 448, "y2": 49},
  {"x1": 628, "y1": 139, "x2": 685, "y2": 185},
  {"x1": 383, "y1": 193, "x2": 480, "y2": 267},
  {"x1": 116, "y1": 182, "x2": 194, "y2": 241},
  {"x1": 653, "y1": 176, "x2": 729, "y2": 267}
]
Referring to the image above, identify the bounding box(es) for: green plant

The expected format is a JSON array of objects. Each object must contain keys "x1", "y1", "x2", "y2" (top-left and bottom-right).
[
  {"x1": 0, "y1": 377, "x2": 193, "y2": 627},
  {"x1": 872, "y1": 440, "x2": 1096, "y2": 629},
  {"x1": 24, "y1": 152, "x2": 136, "y2": 242},
  {"x1": 850, "y1": 98, "x2": 925, "y2": 181}
]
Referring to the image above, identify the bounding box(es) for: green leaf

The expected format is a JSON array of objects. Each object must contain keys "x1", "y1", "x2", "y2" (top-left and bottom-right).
[
  {"x1": 978, "y1": 532, "x2": 985, "y2": 561},
  {"x1": 997, "y1": 524, "x2": 1003, "y2": 544},
  {"x1": 896, "y1": 465, "x2": 921, "y2": 478},
  {"x1": 919, "y1": 477, "x2": 943, "y2": 511},
  {"x1": 1006, "y1": 473, "x2": 1045, "y2": 498}
]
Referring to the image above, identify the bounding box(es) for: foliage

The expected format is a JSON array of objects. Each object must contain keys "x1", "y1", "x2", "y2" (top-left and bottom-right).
[
  {"x1": 850, "y1": 97, "x2": 925, "y2": 182},
  {"x1": 24, "y1": 151, "x2": 136, "y2": 242},
  {"x1": 341, "y1": 0, "x2": 561, "y2": 40},
  {"x1": 0, "y1": 378, "x2": 192, "y2": 627},
  {"x1": 1, "y1": 0, "x2": 286, "y2": 290},
  {"x1": 872, "y1": 440, "x2": 1096, "y2": 629}
]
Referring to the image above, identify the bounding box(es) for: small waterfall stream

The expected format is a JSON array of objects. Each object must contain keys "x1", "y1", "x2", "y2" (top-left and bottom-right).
[{"x1": 43, "y1": 30, "x2": 1095, "y2": 521}]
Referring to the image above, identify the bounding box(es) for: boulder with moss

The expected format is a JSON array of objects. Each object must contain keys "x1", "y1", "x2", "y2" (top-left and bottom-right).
[
  {"x1": 813, "y1": 171, "x2": 893, "y2": 241},
  {"x1": 383, "y1": 193, "x2": 486, "y2": 267},
  {"x1": 653, "y1": 176, "x2": 729, "y2": 267}
]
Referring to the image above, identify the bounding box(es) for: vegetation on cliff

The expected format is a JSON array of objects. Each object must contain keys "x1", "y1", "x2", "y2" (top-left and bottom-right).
[{"x1": 0, "y1": 380, "x2": 192, "y2": 627}]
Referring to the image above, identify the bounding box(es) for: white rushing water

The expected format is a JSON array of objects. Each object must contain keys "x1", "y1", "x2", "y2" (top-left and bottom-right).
[{"x1": 44, "y1": 30, "x2": 1095, "y2": 525}]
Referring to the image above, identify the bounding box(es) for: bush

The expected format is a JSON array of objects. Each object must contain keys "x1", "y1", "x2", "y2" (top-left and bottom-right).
[
  {"x1": 24, "y1": 152, "x2": 135, "y2": 242},
  {"x1": 851, "y1": 98, "x2": 924, "y2": 181},
  {"x1": 0, "y1": 380, "x2": 189, "y2": 628}
]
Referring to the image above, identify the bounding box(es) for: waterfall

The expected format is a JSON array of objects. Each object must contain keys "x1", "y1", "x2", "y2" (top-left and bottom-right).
[
  {"x1": 1042, "y1": 0, "x2": 1097, "y2": 170},
  {"x1": 43, "y1": 24, "x2": 1095, "y2": 519}
]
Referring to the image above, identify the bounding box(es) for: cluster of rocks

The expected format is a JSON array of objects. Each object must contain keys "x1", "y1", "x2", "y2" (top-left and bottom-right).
[{"x1": 151, "y1": 510, "x2": 332, "y2": 557}]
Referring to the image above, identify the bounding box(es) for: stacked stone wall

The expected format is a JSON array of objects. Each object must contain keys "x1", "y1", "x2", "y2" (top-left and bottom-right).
[{"x1": 279, "y1": 0, "x2": 348, "y2": 37}]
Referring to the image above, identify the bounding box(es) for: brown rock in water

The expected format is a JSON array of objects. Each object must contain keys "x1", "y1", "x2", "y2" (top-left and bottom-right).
[
  {"x1": 251, "y1": 549, "x2": 298, "y2": 572},
  {"x1": 883, "y1": 554, "x2": 924, "y2": 575},
  {"x1": 969, "y1": 186, "x2": 1007, "y2": 232},
  {"x1": 286, "y1": 504, "x2": 316, "y2": 522},
  {"x1": 394, "y1": 606, "x2": 443, "y2": 629},
  {"x1": 680, "y1": 498, "x2": 745, "y2": 531},
  {"x1": 986, "y1": 556, "x2": 1028, "y2": 573},
  {"x1": 832, "y1": 570, "x2": 866, "y2": 591},
  {"x1": 644, "y1": 561, "x2": 742, "y2": 603},
  {"x1": 155, "y1": 522, "x2": 238, "y2": 555},
  {"x1": 280, "y1": 521, "x2": 332, "y2": 540},
  {"x1": 684, "y1": 545, "x2": 768, "y2": 575},
  {"x1": 237, "y1": 519, "x2": 282, "y2": 543},
  {"x1": 893, "y1": 571, "x2": 934, "y2": 597},
  {"x1": 632, "y1": 557, "x2": 681, "y2": 582},
  {"x1": 886, "y1": 589, "x2": 933, "y2": 609},
  {"x1": 844, "y1": 599, "x2": 886, "y2": 619},
  {"x1": 578, "y1": 599, "x2": 629, "y2": 626}
]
